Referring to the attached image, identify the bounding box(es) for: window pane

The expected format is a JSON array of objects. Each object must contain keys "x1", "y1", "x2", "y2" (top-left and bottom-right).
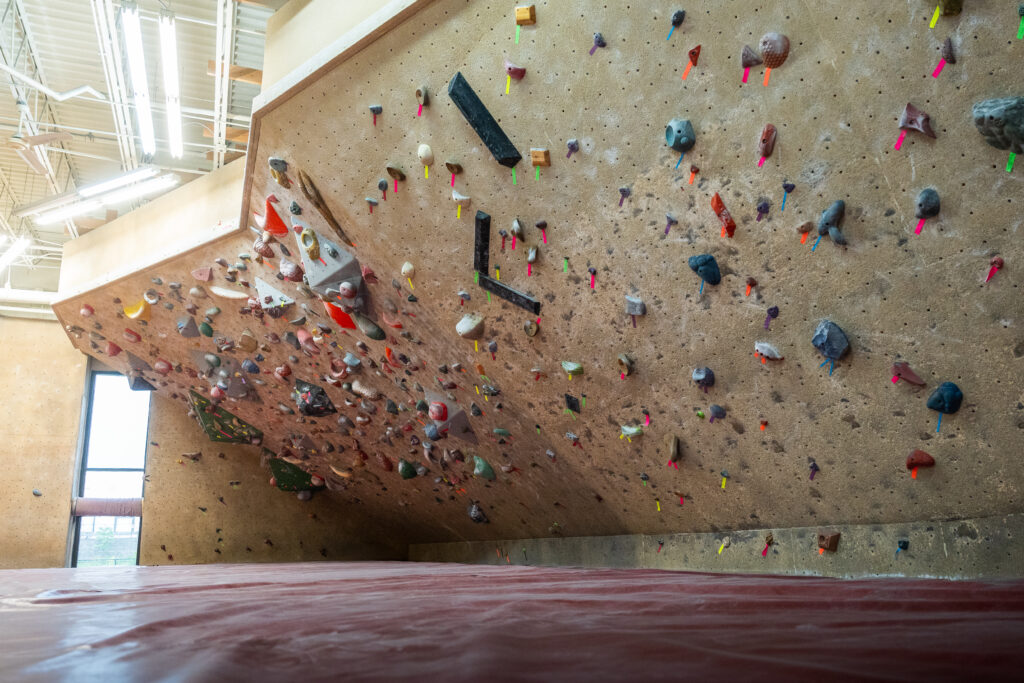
[
  {"x1": 76, "y1": 516, "x2": 139, "y2": 567},
  {"x1": 85, "y1": 374, "x2": 151, "y2": 469},
  {"x1": 82, "y1": 470, "x2": 144, "y2": 498}
]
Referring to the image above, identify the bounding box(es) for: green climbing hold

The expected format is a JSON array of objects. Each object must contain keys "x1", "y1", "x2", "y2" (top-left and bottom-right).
[
  {"x1": 415, "y1": 399, "x2": 429, "y2": 413},
  {"x1": 493, "y1": 428, "x2": 511, "y2": 437},
  {"x1": 269, "y1": 452, "x2": 316, "y2": 491},
  {"x1": 473, "y1": 455, "x2": 496, "y2": 480},
  {"x1": 398, "y1": 459, "x2": 418, "y2": 479},
  {"x1": 233, "y1": 262, "x2": 247, "y2": 271},
  {"x1": 621, "y1": 424, "x2": 644, "y2": 438},
  {"x1": 204, "y1": 353, "x2": 221, "y2": 367},
  {"x1": 561, "y1": 361, "x2": 583, "y2": 376},
  {"x1": 352, "y1": 312, "x2": 386, "y2": 340},
  {"x1": 199, "y1": 321, "x2": 213, "y2": 337},
  {"x1": 386, "y1": 399, "x2": 399, "y2": 415},
  {"x1": 187, "y1": 390, "x2": 263, "y2": 443}
]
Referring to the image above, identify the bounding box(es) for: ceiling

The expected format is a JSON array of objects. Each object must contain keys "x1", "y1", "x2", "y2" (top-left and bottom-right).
[{"x1": 0, "y1": 0, "x2": 279, "y2": 293}]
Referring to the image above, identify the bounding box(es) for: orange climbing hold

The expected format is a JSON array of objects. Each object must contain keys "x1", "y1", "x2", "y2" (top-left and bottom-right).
[
  {"x1": 323, "y1": 301, "x2": 356, "y2": 329},
  {"x1": 123, "y1": 300, "x2": 151, "y2": 321}
]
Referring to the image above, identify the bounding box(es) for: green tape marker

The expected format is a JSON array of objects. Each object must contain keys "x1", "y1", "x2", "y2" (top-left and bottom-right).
[
  {"x1": 512, "y1": 168, "x2": 517, "y2": 185},
  {"x1": 1008, "y1": 152, "x2": 1017, "y2": 173},
  {"x1": 515, "y1": 24, "x2": 521, "y2": 44},
  {"x1": 535, "y1": 166, "x2": 540, "y2": 181}
]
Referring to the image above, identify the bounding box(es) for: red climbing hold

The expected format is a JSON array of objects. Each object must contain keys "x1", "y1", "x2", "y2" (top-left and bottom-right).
[
  {"x1": 256, "y1": 195, "x2": 288, "y2": 236},
  {"x1": 711, "y1": 192, "x2": 736, "y2": 238},
  {"x1": 429, "y1": 402, "x2": 448, "y2": 421},
  {"x1": 105, "y1": 341, "x2": 122, "y2": 357},
  {"x1": 905, "y1": 449, "x2": 935, "y2": 469},
  {"x1": 688, "y1": 45, "x2": 701, "y2": 66},
  {"x1": 323, "y1": 301, "x2": 357, "y2": 329}
]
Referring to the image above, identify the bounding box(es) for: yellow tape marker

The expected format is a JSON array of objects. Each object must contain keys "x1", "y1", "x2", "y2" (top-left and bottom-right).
[
  {"x1": 506, "y1": 74, "x2": 511, "y2": 94},
  {"x1": 929, "y1": 5, "x2": 940, "y2": 28},
  {"x1": 721, "y1": 477, "x2": 727, "y2": 490},
  {"x1": 718, "y1": 541, "x2": 726, "y2": 555},
  {"x1": 407, "y1": 277, "x2": 414, "y2": 291}
]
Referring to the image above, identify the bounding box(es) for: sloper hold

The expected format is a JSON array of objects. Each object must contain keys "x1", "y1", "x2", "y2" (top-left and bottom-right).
[
  {"x1": 927, "y1": 382, "x2": 963, "y2": 414},
  {"x1": 692, "y1": 367, "x2": 714, "y2": 390},
  {"x1": 688, "y1": 254, "x2": 721, "y2": 285},
  {"x1": 811, "y1": 320, "x2": 850, "y2": 360},
  {"x1": 177, "y1": 316, "x2": 200, "y2": 338},
  {"x1": 759, "y1": 32, "x2": 790, "y2": 68},
  {"x1": 906, "y1": 449, "x2": 936, "y2": 469},
  {"x1": 665, "y1": 118, "x2": 696, "y2": 153},
  {"x1": 915, "y1": 188, "x2": 940, "y2": 219},
  {"x1": 473, "y1": 456, "x2": 496, "y2": 480},
  {"x1": 447, "y1": 72, "x2": 522, "y2": 167},
  {"x1": 972, "y1": 97, "x2": 1024, "y2": 154}
]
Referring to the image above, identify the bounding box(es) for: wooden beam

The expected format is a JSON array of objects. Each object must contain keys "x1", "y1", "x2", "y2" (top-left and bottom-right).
[
  {"x1": 208, "y1": 60, "x2": 263, "y2": 86},
  {"x1": 207, "y1": 150, "x2": 246, "y2": 164},
  {"x1": 202, "y1": 125, "x2": 250, "y2": 145}
]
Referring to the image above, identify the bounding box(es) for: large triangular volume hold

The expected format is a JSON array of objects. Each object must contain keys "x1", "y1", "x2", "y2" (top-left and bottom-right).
[
  {"x1": 291, "y1": 221, "x2": 364, "y2": 305},
  {"x1": 187, "y1": 390, "x2": 263, "y2": 444},
  {"x1": 254, "y1": 277, "x2": 295, "y2": 311}
]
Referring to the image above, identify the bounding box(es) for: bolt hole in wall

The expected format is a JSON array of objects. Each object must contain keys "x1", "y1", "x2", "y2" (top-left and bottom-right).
[{"x1": 70, "y1": 371, "x2": 151, "y2": 567}]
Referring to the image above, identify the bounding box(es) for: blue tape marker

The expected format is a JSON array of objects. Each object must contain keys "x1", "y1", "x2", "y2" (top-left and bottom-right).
[
  {"x1": 811, "y1": 234, "x2": 822, "y2": 251},
  {"x1": 781, "y1": 191, "x2": 788, "y2": 212},
  {"x1": 675, "y1": 152, "x2": 685, "y2": 169}
]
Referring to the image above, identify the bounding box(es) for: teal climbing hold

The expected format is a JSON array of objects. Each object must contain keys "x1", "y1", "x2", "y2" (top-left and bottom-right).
[
  {"x1": 398, "y1": 459, "x2": 418, "y2": 479},
  {"x1": 473, "y1": 456, "x2": 496, "y2": 480}
]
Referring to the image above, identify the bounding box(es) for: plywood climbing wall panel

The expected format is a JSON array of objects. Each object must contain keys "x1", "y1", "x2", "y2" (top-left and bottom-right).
[{"x1": 57, "y1": 0, "x2": 1023, "y2": 548}]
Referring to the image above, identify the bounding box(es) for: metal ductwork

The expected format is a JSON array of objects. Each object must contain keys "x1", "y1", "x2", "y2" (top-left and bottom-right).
[{"x1": 0, "y1": 288, "x2": 57, "y2": 319}]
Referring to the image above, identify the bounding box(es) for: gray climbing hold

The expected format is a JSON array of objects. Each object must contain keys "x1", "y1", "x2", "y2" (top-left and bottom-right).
[
  {"x1": 666, "y1": 118, "x2": 696, "y2": 153},
  {"x1": 468, "y1": 502, "x2": 489, "y2": 523},
  {"x1": 687, "y1": 254, "x2": 721, "y2": 285},
  {"x1": 915, "y1": 188, "x2": 940, "y2": 219},
  {"x1": 424, "y1": 423, "x2": 440, "y2": 441},
  {"x1": 692, "y1": 367, "x2": 714, "y2": 390},
  {"x1": 817, "y1": 200, "x2": 845, "y2": 236},
  {"x1": 709, "y1": 405, "x2": 726, "y2": 422},
  {"x1": 32, "y1": 489, "x2": 42, "y2": 497},
  {"x1": 624, "y1": 295, "x2": 646, "y2": 316},
  {"x1": 269, "y1": 157, "x2": 287, "y2": 172},
  {"x1": 812, "y1": 320, "x2": 851, "y2": 360}
]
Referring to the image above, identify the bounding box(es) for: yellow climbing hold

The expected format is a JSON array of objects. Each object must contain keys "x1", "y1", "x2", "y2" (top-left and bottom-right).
[{"x1": 123, "y1": 300, "x2": 151, "y2": 321}]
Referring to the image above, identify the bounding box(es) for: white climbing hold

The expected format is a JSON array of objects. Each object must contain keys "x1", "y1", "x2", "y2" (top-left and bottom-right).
[{"x1": 754, "y1": 341, "x2": 784, "y2": 360}]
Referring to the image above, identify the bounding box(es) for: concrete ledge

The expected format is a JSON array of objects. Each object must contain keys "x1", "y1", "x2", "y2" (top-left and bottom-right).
[{"x1": 410, "y1": 514, "x2": 1024, "y2": 580}]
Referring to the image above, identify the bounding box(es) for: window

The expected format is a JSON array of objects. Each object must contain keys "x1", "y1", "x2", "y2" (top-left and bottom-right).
[{"x1": 71, "y1": 371, "x2": 151, "y2": 567}]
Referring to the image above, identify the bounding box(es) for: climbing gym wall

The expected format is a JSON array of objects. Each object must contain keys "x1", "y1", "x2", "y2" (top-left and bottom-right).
[
  {"x1": 0, "y1": 318, "x2": 87, "y2": 569},
  {"x1": 55, "y1": 0, "x2": 1023, "y2": 552},
  {"x1": 138, "y1": 394, "x2": 405, "y2": 565}
]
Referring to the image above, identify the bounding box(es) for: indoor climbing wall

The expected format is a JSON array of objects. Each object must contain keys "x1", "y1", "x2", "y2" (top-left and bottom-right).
[{"x1": 55, "y1": 0, "x2": 1023, "y2": 549}]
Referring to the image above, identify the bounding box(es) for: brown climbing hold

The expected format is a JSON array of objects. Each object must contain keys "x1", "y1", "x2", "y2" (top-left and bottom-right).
[
  {"x1": 757, "y1": 124, "x2": 777, "y2": 158},
  {"x1": 797, "y1": 221, "x2": 814, "y2": 234},
  {"x1": 687, "y1": 45, "x2": 701, "y2": 65},
  {"x1": 711, "y1": 192, "x2": 736, "y2": 237},
  {"x1": 192, "y1": 267, "x2": 212, "y2": 282},
  {"x1": 666, "y1": 434, "x2": 682, "y2": 463},
  {"x1": 818, "y1": 531, "x2": 841, "y2": 552},
  {"x1": 906, "y1": 449, "x2": 935, "y2": 469},
  {"x1": 741, "y1": 44, "x2": 763, "y2": 68},
  {"x1": 891, "y1": 361, "x2": 925, "y2": 386},
  {"x1": 899, "y1": 102, "x2": 936, "y2": 138},
  {"x1": 941, "y1": 36, "x2": 955, "y2": 64},
  {"x1": 758, "y1": 32, "x2": 790, "y2": 68}
]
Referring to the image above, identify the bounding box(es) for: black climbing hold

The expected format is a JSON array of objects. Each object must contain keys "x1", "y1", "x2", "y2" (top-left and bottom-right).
[
  {"x1": 927, "y1": 382, "x2": 963, "y2": 414},
  {"x1": 289, "y1": 200, "x2": 301, "y2": 215},
  {"x1": 692, "y1": 367, "x2": 715, "y2": 390},
  {"x1": 687, "y1": 254, "x2": 721, "y2": 285},
  {"x1": 782, "y1": 181, "x2": 795, "y2": 193},
  {"x1": 408, "y1": 294, "x2": 418, "y2": 302},
  {"x1": 709, "y1": 404, "x2": 726, "y2": 421},
  {"x1": 470, "y1": 403, "x2": 482, "y2": 416},
  {"x1": 767, "y1": 306, "x2": 780, "y2": 319},
  {"x1": 756, "y1": 200, "x2": 770, "y2": 215},
  {"x1": 398, "y1": 459, "x2": 417, "y2": 479},
  {"x1": 241, "y1": 359, "x2": 260, "y2": 374},
  {"x1": 811, "y1": 320, "x2": 851, "y2": 360},
  {"x1": 385, "y1": 399, "x2": 398, "y2": 415},
  {"x1": 283, "y1": 332, "x2": 300, "y2": 350},
  {"x1": 468, "y1": 502, "x2": 489, "y2": 523},
  {"x1": 447, "y1": 72, "x2": 522, "y2": 167},
  {"x1": 671, "y1": 9, "x2": 686, "y2": 26},
  {"x1": 915, "y1": 188, "x2": 940, "y2": 219},
  {"x1": 817, "y1": 200, "x2": 845, "y2": 236},
  {"x1": 294, "y1": 379, "x2": 336, "y2": 417},
  {"x1": 565, "y1": 394, "x2": 581, "y2": 413}
]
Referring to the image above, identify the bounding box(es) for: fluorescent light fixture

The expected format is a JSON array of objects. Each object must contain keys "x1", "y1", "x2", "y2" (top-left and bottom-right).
[
  {"x1": 78, "y1": 166, "x2": 159, "y2": 198},
  {"x1": 0, "y1": 237, "x2": 31, "y2": 274},
  {"x1": 35, "y1": 200, "x2": 103, "y2": 226},
  {"x1": 0, "y1": 235, "x2": 6, "y2": 250},
  {"x1": 158, "y1": 14, "x2": 183, "y2": 159},
  {"x1": 100, "y1": 174, "x2": 179, "y2": 205},
  {"x1": 121, "y1": 3, "x2": 156, "y2": 156}
]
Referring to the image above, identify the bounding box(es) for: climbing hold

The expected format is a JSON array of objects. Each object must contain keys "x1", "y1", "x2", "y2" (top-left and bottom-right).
[
  {"x1": 741, "y1": 44, "x2": 763, "y2": 68},
  {"x1": 189, "y1": 286, "x2": 207, "y2": 299},
  {"x1": 561, "y1": 361, "x2": 583, "y2": 377},
  {"x1": 456, "y1": 313, "x2": 485, "y2": 339},
  {"x1": 241, "y1": 359, "x2": 259, "y2": 374},
  {"x1": 906, "y1": 449, "x2": 936, "y2": 469},
  {"x1": 253, "y1": 237, "x2": 274, "y2": 259},
  {"x1": 938, "y1": 0, "x2": 962, "y2": 15},
  {"x1": 255, "y1": 195, "x2": 289, "y2": 235},
  {"x1": 915, "y1": 188, "x2": 940, "y2": 219},
  {"x1": 386, "y1": 165, "x2": 406, "y2": 181},
  {"x1": 530, "y1": 149, "x2": 550, "y2": 167},
  {"x1": 177, "y1": 317, "x2": 199, "y2": 337},
  {"x1": 891, "y1": 361, "x2": 925, "y2": 385},
  {"x1": 504, "y1": 58, "x2": 526, "y2": 80},
  {"x1": 754, "y1": 342, "x2": 784, "y2": 361},
  {"x1": 710, "y1": 193, "x2": 736, "y2": 237},
  {"x1": 812, "y1": 321, "x2": 851, "y2": 368},
  {"x1": 665, "y1": 118, "x2": 696, "y2": 153},
  {"x1": 352, "y1": 312, "x2": 386, "y2": 340},
  {"x1": 452, "y1": 189, "x2": 471, "y2": 207},
  {"x1": 756, "y1": 200, "x2": 770, "y2": 221},
  {"x1": 618, "y1": 187, "x2": 631, "y2": 206},
  {"x1": 415, "y1": 84, "x2": 429, "y2": 107},
  {"x1": 692, "y1": 367, "x2": 715, "y2": 391},
  {"x1": 621, "y1": 424, "x2": 644, "y2": 439},
  {"x1": 818, "y1": 532, "x2": 841, "y2": 552},
  {"x1": 757, "y1": 124, "x2": 777, "y2": 158},
  {"x1": 625, "y1": 295, "x2": 646, "y2": 318},
  {"x1": 105, "y1": 341, "x2": 122, "y2": 357},
  {"x1": 666, "y1": 434, "x2": 682, "y2": 463},
  {"x1": 294, "y1": 379, "x2": 336, "y2": 417},
  {"x1": 899, "y1": 102, "x2": 936, "y2": 139},
  {"x1": 153, "y1": 359, "x2": 172, "y2": 375},
  {"x1": 618, "y1": 353, "x2": 635, "y2": 376},
  {"x1": 758, "y1": 32, "x2": 790, "y2": 68},
  {"x1": 468, "y1": 502, "x2": 489, "y2": 524},
  {"x1": 79, "y1": 303, "x2": 94, "y2": 317},
  {"x1": 665, "y1": 214, "x2": 679, "y2": 234},
  {"x1": 972, "y1": 97, "x2": 1024, "y2": 153},
  {"x1": 123, "y1": 300, "x2": 150, "y2": 321},
  {"x1": 688, "y1": 253, "x2": 721, "y2": 285},
  {"x1": 927, "y1": 382, "x2": 963, "y2": 415},
  {"x1": 279, "y1": 259, "x2": 304, "y2": 282},
  {"x1": 369, "y1": 104, "x2": 382, "y2": 118},
  {"x1": 523, "y1": 320, "x2": 539, "y2": 337},
  {"x1": 289, "y1": 200, "x2": 301, "y2": 215},
  {"x1": 590, "y1": 32, "x2": 606, "y2": 54},
  {"x1": 428, "y1": 402, "x2": 448, "y2": 421},
  {"x1": 708, "y1": 405, "x2": 726, "y2": 423},
  {"x1": 417, "y1": 144, "x2": 434, "y2": 166},
  {"x1": 687, "y1": 45, "x2": 701, "y2": 65},
  {"x1": 765, "y1": 305, "x2": 780, "y2": 329},
  {"x1": 941, "y1": 37, "x2": 955, "y2": 64},
  {"x1": 473, "y1": 456, "x2": 496, "y2": 480},
  {"x1": 566, "y1": 139, "x2": 580, "y2": 157},
  {"x1": 398, "y1": 459, "x2": 417, "y2": 479}
]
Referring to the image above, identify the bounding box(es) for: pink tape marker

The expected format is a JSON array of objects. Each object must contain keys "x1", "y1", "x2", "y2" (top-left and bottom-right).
[
  {"x1": 932, "y1": 58, "x2": 946, "y2": 78},
  {"x1": 450, "y1": 173, "x2": 455, "y2": 187},
  {"x1": 393, "y1": 178, "x2": 398, "y2": 193},
  {"x1": 915, "y1": 218, "x2": 926, "y2": 235},
  {"x1": 541, "y1": 229, "x2": 547, "y2": 244},
  {"x1": 894, "y1": 130, "x2": 906, "y2": 150},
  {"x1": 527, "y1": 264, "x2": 532, "y2": 277},
  {"x1": 417, "y1": 104, "x2": 423, "y2": 117},
  {"x1": 621, "y1": 372, "x2": 626, "y2": 380},
  {"x1": 892, "y1": 375, "x2": 900, "y2": 384},
  {"x1": 757, "y1": 156, "x2": 766, "y2": 168},
  {"x1": 742, "y1": 66, "x2": 750, "y2": 83},
  {"x1": 679, "y1": 496, "x2": 684, "y2": 506},
  {"x1": 511, "y1": 236, "x2": 517, "y2": 250}
]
